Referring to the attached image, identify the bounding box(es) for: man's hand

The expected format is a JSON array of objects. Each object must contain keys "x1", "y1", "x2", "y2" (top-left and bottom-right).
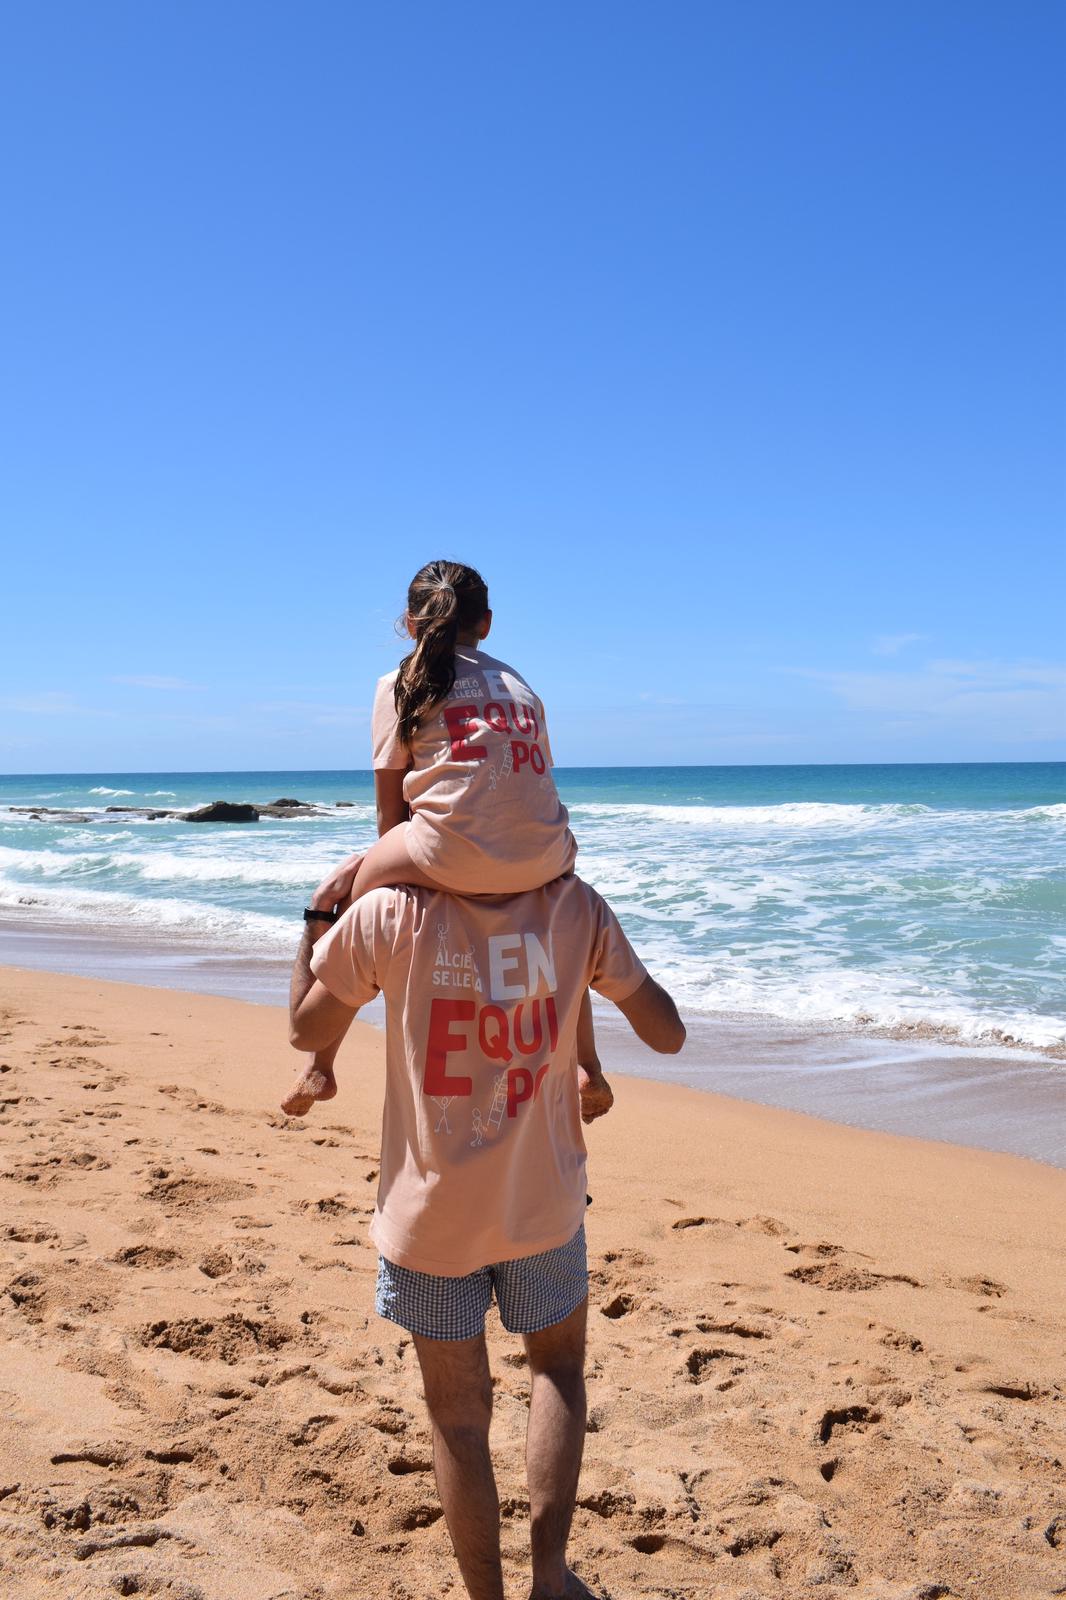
[
  {"x1": 578, "y1": 1062, "x2": 614, "y2": 1124},
  {"x1": 311, "y1": 852, "x2": 365, "y2": 916}
]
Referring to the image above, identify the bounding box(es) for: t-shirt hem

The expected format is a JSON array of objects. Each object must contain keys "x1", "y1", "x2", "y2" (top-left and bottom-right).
[
  {"x1": 404, "y1": 819, "x2": 578, "y2": 894},
  {"x1": 370, "y1": 1209, "x2": 588, "y2": 1278},
  {"x1": 402, "y1": 820, "x2": 438, "y2": 877}
]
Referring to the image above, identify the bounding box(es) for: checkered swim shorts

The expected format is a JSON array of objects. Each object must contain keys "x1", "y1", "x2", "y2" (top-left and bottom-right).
[{"x1": 376, "y1": 1225, "x2": 588, "y2": 1342}]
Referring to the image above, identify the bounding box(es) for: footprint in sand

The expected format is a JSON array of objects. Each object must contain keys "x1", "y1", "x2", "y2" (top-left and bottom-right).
[
  {"x1": 949, "y1": 1273, "x2": 1008, "y2": 1297},
  {"x1": 578, "y1": 1487, "x2": 638, "y2": 1519},
  {"x1": 287, "y1": 1412, "x2": 339, "y2": 1446},
  {"x1": 46, "y1": 1051, "x2": 106, "y2": 1071},
  {"x1": 49, "y1": 1442, "x2": 131, "y2": 1469},
  {"x1": 140, "y1": 1314, "x2": 294, "y2": 1364},
  {"x1": 600, "y1": 1293, "x2": 638, "y2": 1320},
  {"x1": 739, "y1": 1214, "x2": 791, "y2": 1236},
  {"x1": 4, "y1": 1261, "x2": 109, "y2": 1327},
  {"x1": 386, "y1": 1452, "x2": 434, "y2": 1476},
  {"x1": 297, "y1": 1194, "x2": 359, "y2": 1218},
  {"x1": 364, "y1": 1403, "x2": 408, "y2": 1434},
  {"x1": 197, "y1": 1248, "x2": 234, "y2": 1278},
  {"x1": 2, "y1": 1222, "x2": 61, "y2": 1245},
  {"x1": 110, "y1": 1244, "x2": 183, "y2": 1269},
  {"x1": 973, "y1": 1378, "x2": 1046, "y2": 1401},
  {"x1": 602, "y1": 1248, "x2": 651, "y2": 1266},
  {"x1": 787, "y1": 1259, "x2": 921, "y2": 1292},
  {"x1": 3, "y1": 1269, "x2": 49, "y2": 1322},
  {"x1": 817, "y1": 1403, "x2": 881, "y2": 1444},
  {"x1": 142, "y1": 1169, "x2": 248, "y2": 1208},
  {"x1": 1, "y1": 1146, "x2": 111, "y2": 1187},
  {"x1": 695, "y1": 1317, "x2": 771, "y2": 1340},
  {"x1": 785, "y1": 1240, "x2": 861, "y2": 1260},
  {"x1": 684, "y1": 1347, "x2": 747, "y2": 1385},
  {"x1": 49, "y1": 1028, "x2": 109, "y2": 1050},
  {"x1": 876, "y1": 1325, "x2": 925, "y2": 1353}
]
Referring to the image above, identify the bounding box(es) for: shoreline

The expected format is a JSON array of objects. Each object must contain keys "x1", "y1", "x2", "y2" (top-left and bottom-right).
[
  {"x1": 0, "y1": 965, "x2": 1063, "y2": 1599},
  {"x1": 2, "y1": 917, "x2": 1066, "y2": 1170}
]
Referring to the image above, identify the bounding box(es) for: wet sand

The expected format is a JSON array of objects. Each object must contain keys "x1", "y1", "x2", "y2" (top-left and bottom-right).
[
  {"x1": 2, "y1": 913, "x2": 1064, "y2": 1167},
  {"x1": 0, "y1": 965, "x2": 1063, "y2": 1599}
]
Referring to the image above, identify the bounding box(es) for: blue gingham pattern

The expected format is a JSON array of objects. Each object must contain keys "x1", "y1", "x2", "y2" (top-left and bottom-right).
[{"x1": 376, "y1": 1225, "x2": 588, "y2": 1342}]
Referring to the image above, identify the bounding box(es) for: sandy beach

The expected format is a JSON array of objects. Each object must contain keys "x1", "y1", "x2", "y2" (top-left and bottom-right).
[{"x1": 1, "y1": 965, "x2": 1064, "y2": 1600}]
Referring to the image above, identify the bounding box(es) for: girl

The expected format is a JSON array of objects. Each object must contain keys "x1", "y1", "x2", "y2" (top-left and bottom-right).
[{"x1": 281, "y1": 558, "x2": 600, "y2": 1116}]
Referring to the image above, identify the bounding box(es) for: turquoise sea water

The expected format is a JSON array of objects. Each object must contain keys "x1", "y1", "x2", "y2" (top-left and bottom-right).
[{"x1": 1, "y1": 763, "x2": 1064, "y2": 1054}]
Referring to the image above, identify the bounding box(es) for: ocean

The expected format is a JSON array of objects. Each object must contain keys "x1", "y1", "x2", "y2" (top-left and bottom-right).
[{"x1": 1, "y1": 762, "x2": 1064, "y2": 1057}]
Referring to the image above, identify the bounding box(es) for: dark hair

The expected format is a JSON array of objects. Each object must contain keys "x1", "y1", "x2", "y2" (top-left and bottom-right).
[{"x1": 394, "y1": 560, "x2": 489, "y2": 746}]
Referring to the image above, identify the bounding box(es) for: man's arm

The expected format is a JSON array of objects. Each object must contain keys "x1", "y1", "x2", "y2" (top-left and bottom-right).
[
  {"x1": 289, "y1": 907, "x2": 360, "y2": 1054},
  {"x1": 615, "y1": 975, "x2": 686, "y2": 1055}
]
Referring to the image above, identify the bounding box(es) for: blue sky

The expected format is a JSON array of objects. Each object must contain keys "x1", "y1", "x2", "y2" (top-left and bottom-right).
[{"x1": 1, "y1": 0, "x2": 1063, "y2": 771}]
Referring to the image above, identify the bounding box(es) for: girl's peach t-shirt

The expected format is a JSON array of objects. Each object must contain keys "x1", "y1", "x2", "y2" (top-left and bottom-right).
[
  {"x1": 310, "y1": 876, "x2": 648, "y2": 1276},
  {"x1": 371, "y1": 645, "x2": 577, "y2": 892}
]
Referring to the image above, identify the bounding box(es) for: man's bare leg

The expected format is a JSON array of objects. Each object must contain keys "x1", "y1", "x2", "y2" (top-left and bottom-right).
[
  {"x1": 523, "y1": 1297, "x2": 594, "y2": 1600},
  {"x1": 412, "y1": 1330, "x2": 505, "y2": 1600}
]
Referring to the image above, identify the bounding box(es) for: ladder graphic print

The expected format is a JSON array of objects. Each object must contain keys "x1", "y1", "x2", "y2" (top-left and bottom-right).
[
  {"x1": 486, "y1": 1072, "x2": 508, "y2": 1131},
  {"x1": 495, "y1": 743, "x2": 515, "y2": 786}
]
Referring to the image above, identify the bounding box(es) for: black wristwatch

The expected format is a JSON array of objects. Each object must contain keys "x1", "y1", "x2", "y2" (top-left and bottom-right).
[{"x1": 303, "y1": 907, "x2": 339, "y2": 925}]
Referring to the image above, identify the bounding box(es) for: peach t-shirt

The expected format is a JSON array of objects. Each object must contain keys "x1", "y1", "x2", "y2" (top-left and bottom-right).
[
  {"x1": 310, "y1": 875, "x2": 648, "y2": 1276},
  {"x1": 371, "y1": 645, "x2": 577, "y2": 892}
]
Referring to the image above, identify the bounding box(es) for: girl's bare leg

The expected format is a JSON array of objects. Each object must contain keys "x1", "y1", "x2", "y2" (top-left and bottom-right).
[{"x1": 281, "y1": 825, "x2": 442, "y2": 1117}]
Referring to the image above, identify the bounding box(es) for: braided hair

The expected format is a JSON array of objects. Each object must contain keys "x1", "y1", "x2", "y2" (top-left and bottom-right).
[{"x1": 394, "y1": 560, "x2": 490, "y2": 747}]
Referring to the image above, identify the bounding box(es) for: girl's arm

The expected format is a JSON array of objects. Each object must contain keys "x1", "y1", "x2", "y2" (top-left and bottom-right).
[
  {"x1": 374, "y1": 768, "x2": 410, "y2": 837},
  {"x1": 311, "y1": 771, "x2": 409, "y2": 913}
]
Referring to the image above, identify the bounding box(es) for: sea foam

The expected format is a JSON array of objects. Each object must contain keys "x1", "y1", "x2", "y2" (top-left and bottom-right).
[
  {"x1": 3, "y1": 766, "x2": 1063, "y2": 1056},
  {"x1": 569, "y1": 800, "x2": 931, "y2": 830}
]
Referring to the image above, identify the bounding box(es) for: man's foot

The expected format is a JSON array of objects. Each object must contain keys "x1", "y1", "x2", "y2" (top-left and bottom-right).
[
  {"x1": 280, "y1": 1063, "x2": 338, "y2": 1118},
  {"x1": 529, "y1": 1570, "x2": 601, "y2": 1600}
]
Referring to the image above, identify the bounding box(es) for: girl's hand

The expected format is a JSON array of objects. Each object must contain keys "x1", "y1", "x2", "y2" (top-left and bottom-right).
[
  {"x1": 578, "y1": 1063, "x2": 614, "y2": 1124},
  {"x1": 311, "y1": 852, "x2": 365, "y2": 917}
]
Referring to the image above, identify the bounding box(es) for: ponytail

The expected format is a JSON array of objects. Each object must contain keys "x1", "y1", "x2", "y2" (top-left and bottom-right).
[{"x1": 394, "y1": 560, "x2": 489, "y2": 747}]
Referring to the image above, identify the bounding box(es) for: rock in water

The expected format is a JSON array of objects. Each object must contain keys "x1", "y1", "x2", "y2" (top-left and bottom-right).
[
  {"x1": 270, "y1": 797, "x2": 305, "y2": 808},
  {"x1": 183, "y1": 802, "x2": 260, "y2": 824}
]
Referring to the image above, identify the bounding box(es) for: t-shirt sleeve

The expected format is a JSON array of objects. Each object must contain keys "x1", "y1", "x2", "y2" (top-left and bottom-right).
[
  {"x1": 537, "y1": 696, "x2": 555, "y2": 768},
  {"x1": 587, "y1": 890, "x2": 649, "y2": 1003},
  {"x1": 371, "y1": 673, "x2": 408, "y2": 771},
  {"x1": 310, "y1": 895, "x2": 388, "y2": 1009}
]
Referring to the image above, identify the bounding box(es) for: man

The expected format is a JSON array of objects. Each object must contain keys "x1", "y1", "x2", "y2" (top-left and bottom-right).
[{"x1": 289, "y1": 865, "x2": 685, "y2": 1600}]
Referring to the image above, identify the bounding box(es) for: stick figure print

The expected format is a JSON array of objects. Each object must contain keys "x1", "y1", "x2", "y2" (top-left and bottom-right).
[{"x1": 470, "y1": 1073, "x2": 508, "y2": 1147}]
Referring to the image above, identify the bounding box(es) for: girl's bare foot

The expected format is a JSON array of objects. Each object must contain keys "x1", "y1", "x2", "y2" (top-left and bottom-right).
[{"x1": 280, "y1": 1062, "x2": 338, "y2": 1118}]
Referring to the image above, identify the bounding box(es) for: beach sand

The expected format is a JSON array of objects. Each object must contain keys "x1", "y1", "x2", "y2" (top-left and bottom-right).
[{"x1": 0, "y1": 966, "x2": 1063, "y2": 1599}]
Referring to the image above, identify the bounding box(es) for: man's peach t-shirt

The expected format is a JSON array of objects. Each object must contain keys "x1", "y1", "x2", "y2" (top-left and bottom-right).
[
  {"x1": 371, "y1": 645, "x2": 577, "y2": 892},
  {"x1": 310, "y1": 876, "x2": 648, "y2": 1276}
]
